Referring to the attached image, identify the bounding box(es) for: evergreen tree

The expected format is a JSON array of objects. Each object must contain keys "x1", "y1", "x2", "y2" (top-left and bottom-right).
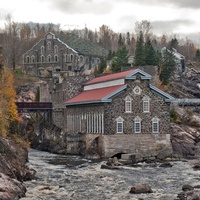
[
  {"x1": 144, "y1": 37, "x2": 156, "y2": 65},
  {"x1": 160, "y1": 49, "x2": 176, "y2": 85},
  {"x1": 118, "y1": 33, "x2": 124, "y2": 48},
  {"x1": 169, "y1": 38, "x2": 179, "y2": 50},
  {"x1": 134, "y1": 31, "x2": 145, "y2": 66},
  {"x1": 195, "y1": 49, "x2": 200, "y2": 62},
  {"x1": 95, "y1": 59, "x2": 107, "y2": 74},
  {"x1": 112, "y1": 46, "x2": 129, "y2": 72}
]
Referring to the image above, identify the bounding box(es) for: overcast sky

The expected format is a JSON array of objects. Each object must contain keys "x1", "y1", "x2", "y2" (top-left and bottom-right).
[{"x1": 0, "y1": 0, "x2": 200, "y2": 39}]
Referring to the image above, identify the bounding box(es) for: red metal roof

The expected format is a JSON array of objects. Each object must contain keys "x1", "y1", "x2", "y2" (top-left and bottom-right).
[
  {"x1": 66, "y1": 84, "x2": 125, "y2": 105},
  {"x1": 85, "y1": 69, "x2": 136, "y2": 85}
]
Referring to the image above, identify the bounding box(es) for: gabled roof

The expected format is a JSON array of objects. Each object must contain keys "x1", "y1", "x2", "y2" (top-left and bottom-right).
[
  {"x1": 65, "y1": 84, "x2": 126, "y2": 106},
  {"x1": 149, "y1": 84, "x2": 175, "y2": 101},
  {"x1": 57, "y1": 33, "x2": 109, "y2": 57},
  {"x1": 65, "y1": 68, "x2": 174, "y2": 106},
  {"x1": 85, "y1": 68, "x2": 151, "y2": 85}
]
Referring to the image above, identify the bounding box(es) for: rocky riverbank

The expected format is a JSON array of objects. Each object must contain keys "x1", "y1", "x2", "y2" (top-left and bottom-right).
[
  {"x1": 21, "y1": 149, "x2": 200, "y2": 200},
  {"x1": 0, "y1": 136, "x2": 35, "y2": 200}
]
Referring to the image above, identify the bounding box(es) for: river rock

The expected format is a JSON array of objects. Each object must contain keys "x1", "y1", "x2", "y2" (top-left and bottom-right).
[
  {"x1": 129, "y1": 183, "x2": 153, "y2": 194},
  {"x1": 182, "y1": 184, "x2": 194, "y2": 191},
  {"x1": 23, "y1": 166, "x2": 36, "y2": 181},
  {"x1": 159, "y1": 162, "x2": 173, "y2": 168},
  {"x1": 184, "y1": 190, "x2": 200, "y2": 200},
  {"x1": 0, "y1": 172, "x2": 26, "y2": 200}
]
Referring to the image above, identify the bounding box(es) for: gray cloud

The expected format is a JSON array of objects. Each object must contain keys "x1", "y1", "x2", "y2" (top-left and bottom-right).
[
  {"x1": 117, "y1": 0, "x2": 200, "y2": 9},
  {"x1": 41, "y1": 0, "x2": 113, "y2": 15},
  {"x1": 151, "y1": 19, "x2": 195, "y2": 34}
]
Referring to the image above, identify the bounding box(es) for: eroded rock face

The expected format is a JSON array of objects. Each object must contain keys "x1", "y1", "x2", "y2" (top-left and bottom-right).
[
  {"x1": 0, "y1": 137, "x2": 35, "y2": 200},
  {"x1": 0, "y1": 173, "x2": 26, "y2": 200}
]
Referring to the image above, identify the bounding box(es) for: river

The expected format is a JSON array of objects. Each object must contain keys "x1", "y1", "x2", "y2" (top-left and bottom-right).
[{"x1": 20, "y1": 149, "x2": 200, "y2": 200}]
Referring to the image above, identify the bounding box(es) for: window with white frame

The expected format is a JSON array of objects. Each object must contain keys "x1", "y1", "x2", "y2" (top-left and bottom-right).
[
  {"x1": 41, "y1": 55, "x2": 45, "y2": 62},
  {"x1": 54, "y1": 55, "x2": 58, "y2": 62},
  {"x1": 116, "y1": 116, "x2": 124, "y2": 133},
  {"x1": 47, "y1": 55, "x2": 51, "y2": 62},
  {"x1": 26, "y1": 56, "x2": 30, "y2": 63},
  {"x1": 65, "y1": 54, "x2": 68, "y2": 62},
  {"x1": 125, "y1": 95, "x2": 132, "y2": 113},
  {"x1": 70, "y1": 54, "x2": 74, "y2": 62},
  {"x1": 143, "y1": 96, "x2": 150, "y2": 113},
  {"x1": 31, "y1": 55, "x2": 35, "y2": 63},
  {"x1": 54, "y1": 45, "x2": 58, "y2": 54},
  {"x1": 47, "y1": 42, "x2": 51, "y2": 50},
  {"x1": 134, "y1": 116, "x2": 141, "y2": 133},
  {"x1": 152, "y1": 117, "x2": 160, "y2": 133},
  {"x1": 79, "y1": 55, "x2": 84, "y2": 62},
  {"x1": 41, "y1": 46, "x2": 44, "y2": 54}
]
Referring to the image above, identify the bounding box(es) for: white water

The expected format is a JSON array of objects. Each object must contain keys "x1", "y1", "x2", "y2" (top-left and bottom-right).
[{"x1": 21, "y1": 149, "x2": 200, "y2": 200}]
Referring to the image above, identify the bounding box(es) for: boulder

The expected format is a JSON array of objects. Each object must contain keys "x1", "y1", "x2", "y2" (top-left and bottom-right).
[
  {"x1": 0, "y1": 172, "x2": 26, "y2": 200},
  {"x1": 182, "y1": 184, "x2": 194, "y2": 191},
  {"x1": 159, "y1": 162, "x2": 173, "y2": 168},
  {"x1": 23, "y1": 166, "x2": 36, "y2": 181},
  {"x1": 129, "y1": 183, "x2": 153, "y2": 194}
]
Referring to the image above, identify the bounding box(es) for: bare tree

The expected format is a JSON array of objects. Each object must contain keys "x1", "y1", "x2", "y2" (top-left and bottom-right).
[{"x1": 135, "y1": 20, "x2": 152, "y2": 41}]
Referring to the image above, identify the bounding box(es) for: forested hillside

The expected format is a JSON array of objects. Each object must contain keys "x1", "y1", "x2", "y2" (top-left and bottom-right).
[{"x1": 0, "y1": 17, "x2": 199, "y2": 74}]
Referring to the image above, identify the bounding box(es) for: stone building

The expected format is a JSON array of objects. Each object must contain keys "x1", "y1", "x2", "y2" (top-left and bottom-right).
[
  {"x1": 22, "y1": 32, "x2": 108, "y2": 78},
  {"x1": 65, "y1": 68, "x2": 175, "y2": 135}
]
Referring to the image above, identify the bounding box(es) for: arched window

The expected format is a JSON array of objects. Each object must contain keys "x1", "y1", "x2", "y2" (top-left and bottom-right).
[
  {"x1": 31, "y1": 55, "x2": 35, "y2": 63},
  {"x1": 143, "y1": 96, "x2": 150, "y2": 113},
  {"x1": 54, "y1": 55, "x2": 58, "y2": 62},
  {"x1": 47, "y1": 41, "x2": 51, "y2": 50},
  {"x1": 47, "y1": 55, "x2": 51, "y2": 62},
  {"x1": 125, "y1": 95, "x2": 132, "y2": 113},
  {"x1": 70, "y1": 54, "x2": 74, "y2": 62},
  {"x1": 65, "y1": 54, "x2": 68, "y2": 62},
  {"x1": 54, "y1": 45, "x2": 58, "y2": 54},
  {"x1": 152, "y1": 117, "x2": 160, "y2": 133},
  {"x1": 26, "y1": 56, "x2": 30, "y2": 63},
  {"x1": 41, "y1": 46, "x2": 44, "y2": 54},
  {"x1": 116, "y1": 116, "x2": 124, "y2": 133},
  {"x1": 41, "y1": 55, "x2": 45, "y2": 62},
  {"x1": 134, "y1": 116, "x2": 141, "y2": 133},
  {"x1": 79, "y1": 55, "x2": 84, "y2": 62}
]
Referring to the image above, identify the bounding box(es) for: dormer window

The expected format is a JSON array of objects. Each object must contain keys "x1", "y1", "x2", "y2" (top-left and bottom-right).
[
  {"x1": 143, "y1": 96, "x2": 150, "y2": 113},
  {"x1": 116, "y1": 116, "x2": 124, "y2": 133},
  {"x1": 125, "y1": 95, "x2": 132, "y2": 113}
]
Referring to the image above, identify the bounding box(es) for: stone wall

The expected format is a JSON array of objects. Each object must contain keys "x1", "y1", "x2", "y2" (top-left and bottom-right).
[
  {"x1": 104, "y1": 78, "x2": 171, "y2": 134},
  {"x1": 39, "y1": 74, "x2": 94, "y2": 130},
  {"x1": 97, "y1": 134, "x2": 172, "y2": 158}
]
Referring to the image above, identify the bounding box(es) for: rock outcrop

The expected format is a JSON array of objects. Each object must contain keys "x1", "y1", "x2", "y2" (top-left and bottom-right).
[{"x1": 0, "y1": 136, "x2": 35, "y2": 200}]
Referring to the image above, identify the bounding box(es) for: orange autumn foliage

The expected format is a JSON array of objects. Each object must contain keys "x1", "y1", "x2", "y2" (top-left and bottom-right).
[{"x1": 0, "y1": 67, "x2": 19, "y2": 136}]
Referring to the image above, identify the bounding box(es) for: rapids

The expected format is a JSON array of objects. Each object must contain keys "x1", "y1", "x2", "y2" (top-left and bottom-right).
[{"x1": 21, "y1": 149, "x2": 200, "y2": 200}]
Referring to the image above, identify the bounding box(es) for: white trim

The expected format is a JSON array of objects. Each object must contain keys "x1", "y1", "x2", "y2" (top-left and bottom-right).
[
  {"x1": 116, "y1": 116, "x2": 124, "y2": 133},
  {"x1": 134, "y1": 116, "x2": 141, "y2": 133}
]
